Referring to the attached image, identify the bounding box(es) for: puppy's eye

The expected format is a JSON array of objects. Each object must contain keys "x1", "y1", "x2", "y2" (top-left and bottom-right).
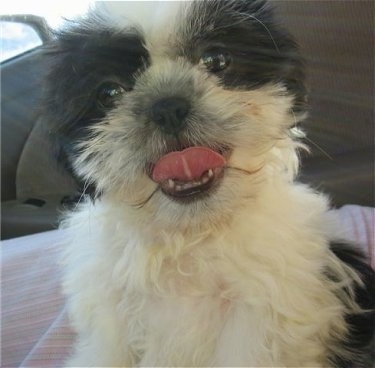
[
  {"x1": 97, "y1": 82, "x2": 127, "y2": 108},
  {"x1": 199, "y1": 49, "x2": 231, "y2": 72}
]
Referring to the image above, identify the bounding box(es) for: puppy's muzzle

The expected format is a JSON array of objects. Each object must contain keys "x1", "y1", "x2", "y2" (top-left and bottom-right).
[{"x1": 150, "y1": 97, "x2": 191, "y2": 135}]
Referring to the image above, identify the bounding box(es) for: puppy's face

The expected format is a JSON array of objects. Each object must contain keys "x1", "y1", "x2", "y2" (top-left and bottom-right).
[{"x1": 45, "y1": 0, "x2": 306, "y2": 229}]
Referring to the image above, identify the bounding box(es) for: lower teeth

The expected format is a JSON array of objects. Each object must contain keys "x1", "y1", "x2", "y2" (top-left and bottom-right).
[{"x1": 168, "y1": 170, "x2": 214, "y2": 192}]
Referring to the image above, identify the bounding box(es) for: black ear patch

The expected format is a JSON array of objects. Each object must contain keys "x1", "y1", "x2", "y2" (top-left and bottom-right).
[{"x1": 41, "y1": 19, "x2": 149, "y2": 195}]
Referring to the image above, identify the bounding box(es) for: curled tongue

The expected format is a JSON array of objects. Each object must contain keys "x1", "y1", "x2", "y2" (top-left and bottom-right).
[{"x1": 152, "y1": 147, "x2": 226, "y2": 183}]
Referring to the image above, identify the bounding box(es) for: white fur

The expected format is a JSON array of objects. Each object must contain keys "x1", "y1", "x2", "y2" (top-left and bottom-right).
[
  {"x1": 62, "y1": 179, "x2": 354, "y2": 366},
  {"x1": 95, "y1": 0, "x2": 183, "y2": 49},
  {"x1": 60, "y1": 2, "x2": 358, "y2": 366}
]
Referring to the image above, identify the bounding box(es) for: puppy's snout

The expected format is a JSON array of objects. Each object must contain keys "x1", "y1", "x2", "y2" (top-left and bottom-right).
[{"x1": 150, "y1": 97, "x2": 190, "y2": 134}]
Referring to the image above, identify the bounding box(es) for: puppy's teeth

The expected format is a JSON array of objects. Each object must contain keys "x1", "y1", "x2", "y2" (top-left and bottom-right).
[
  {"x1": 166, "y1": 172, "x2": 216, "y2": 193},
  {"x1": 168, "y1": 179, "x2": 175, "y2": 189}
]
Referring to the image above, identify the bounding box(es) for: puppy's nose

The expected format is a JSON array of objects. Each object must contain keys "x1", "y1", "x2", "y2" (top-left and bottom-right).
[{"x1": 151, "y1": 97, "x2": 190, "y2": 134}]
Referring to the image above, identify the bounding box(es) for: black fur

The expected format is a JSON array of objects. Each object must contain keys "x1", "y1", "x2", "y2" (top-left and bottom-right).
[
  {"x1": 42, "y1": 18, "x2": 149, "y2": 190},
  {"x1": 184, "y1": 0, "x2": 306, "y2": 111},
  {"x1": 329, "y1": 242, "x2": 375, "y2": 368}
]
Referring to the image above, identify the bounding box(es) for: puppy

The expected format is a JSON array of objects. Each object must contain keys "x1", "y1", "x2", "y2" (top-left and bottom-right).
[{"x1": 42, "y1": 1, "x2": 374, "y2": 366}]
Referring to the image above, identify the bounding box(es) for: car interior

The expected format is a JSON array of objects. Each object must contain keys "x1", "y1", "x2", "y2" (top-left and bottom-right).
[
  {"x1": 1, "y1": 2, "x2": 374, "y2": 368},
  {"x1": 1, "y1": 1, "x2": 374, "y2": 241}
]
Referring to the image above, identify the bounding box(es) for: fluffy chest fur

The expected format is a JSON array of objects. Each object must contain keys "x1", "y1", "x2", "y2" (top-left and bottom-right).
[{"x1": 62, "y1": 183, "x2": 347, "y2": 366}]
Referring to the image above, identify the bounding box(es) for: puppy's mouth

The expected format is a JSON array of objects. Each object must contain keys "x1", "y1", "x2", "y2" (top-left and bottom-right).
[{"x1": 150, "y1": 146, "x2": 227, "y2": 200}]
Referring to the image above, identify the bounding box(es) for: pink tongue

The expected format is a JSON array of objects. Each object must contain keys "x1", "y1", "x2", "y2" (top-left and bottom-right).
[{"x1": 152, "y1": 147, "x2": 226, "y2": 183}]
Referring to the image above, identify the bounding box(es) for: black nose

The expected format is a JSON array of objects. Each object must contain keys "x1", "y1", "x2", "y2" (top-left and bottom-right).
[{"x1": 150, "y1": 97, "x2": 190, "y2": 134}]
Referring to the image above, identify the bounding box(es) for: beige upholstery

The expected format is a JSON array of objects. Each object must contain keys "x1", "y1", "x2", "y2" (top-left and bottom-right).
[
  {"x1": 16, "y1": 119, "x2": 77, "y2": 199},
  {"x1": 271, "y1": 0, "x2": 373, "y2": 155}
]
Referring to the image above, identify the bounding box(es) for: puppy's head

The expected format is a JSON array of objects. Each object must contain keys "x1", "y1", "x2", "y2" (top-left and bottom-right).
[{"x1": 43, "y1": 0, "x2": 306, "y2": 230}]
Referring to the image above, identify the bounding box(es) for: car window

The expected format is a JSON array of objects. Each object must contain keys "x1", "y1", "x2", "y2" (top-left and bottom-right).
[
  {"x1": 1, "y1": 2, "x2": 92, "y2": 62},
  {"x1": 1, "y1": 21, "x2": 43, "y2": 62},
  {"x1": 0, "y1": 2, "x2": 92, "y2": 28}
]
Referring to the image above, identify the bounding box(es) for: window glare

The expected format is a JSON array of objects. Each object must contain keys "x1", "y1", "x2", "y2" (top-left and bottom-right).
[
  {"x1": 0, "y1": 1, "x2": 93, "y2": 28},
  {"x1": 1, "y1": 22, "x2": 42, "y2": 62}
]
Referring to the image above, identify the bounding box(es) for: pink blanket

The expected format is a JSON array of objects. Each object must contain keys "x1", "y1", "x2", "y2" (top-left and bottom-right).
[{"x1": 1, "y1": 205, "x2": 374, "y2": 367}]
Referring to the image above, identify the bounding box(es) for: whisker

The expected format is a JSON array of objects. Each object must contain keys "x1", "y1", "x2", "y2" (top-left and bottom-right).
[
  {"x1": 132, "y1": 186, "x2": 160, "y2": 209},
  {"x1": 290, "y1": 108, "x2": 333, "y2": 161},
  {"x1": 246, "y1": 14, "x2": 281, "y2": 54},
  {"x1": 73, "y1": 178, "x2": 91, "y2": 210},
  {"x1": 302, "y1": 136, "x2": 334, "y2": 161},
  {"x1": 225, "y1": 165, "x2": 263, "y2": 176},
  {"x1": 216, "y1": 12, "x2": 281, "y2": 54}
]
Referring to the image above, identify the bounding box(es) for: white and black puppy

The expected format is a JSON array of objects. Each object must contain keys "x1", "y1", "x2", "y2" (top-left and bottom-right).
[{"x1": 42, "y1": 1, "x2": 374, "y2": 366}]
